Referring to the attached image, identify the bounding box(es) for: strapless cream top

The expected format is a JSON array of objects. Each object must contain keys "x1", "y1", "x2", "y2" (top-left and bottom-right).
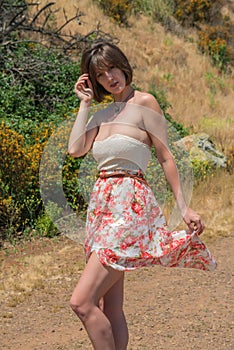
[{"x1": 92, "y1": 134, "x2": 151, "y2": 173}]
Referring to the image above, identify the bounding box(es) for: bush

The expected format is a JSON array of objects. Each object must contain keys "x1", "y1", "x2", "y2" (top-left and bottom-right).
[
  {"x1": 198, "y1": 25, "x2": 232, "y2": 71},
  {"x1": 191, "y1": 158, "x2": 217, "y2": 182},
  {"x1": 0, "y1": 1, "x2": 117, "y2": 242},
  {"x1": 35, "y1": 201, "x2": 62, "y2": 238},
  {"x1": 133, "y1": 0, "x2": 175, "y2": 23},
  {"x1": 94, "y1": 0, "x2": 133, "y2": 25},
  {"x1": 96, "y1": 0, "x2": 176, "y2": 25},
  {"x1": 174, "y1": 0, "x2": 214, "y2": 25},
  {"x1": 62, "y1": 155, "x2": 84, "y2": 211},
  {"x1": 0, "y1": 123, "x2": 42, "y2": 240},
  {"x1": 0, "y1": 42, "x2": 81, "y2": 127}
]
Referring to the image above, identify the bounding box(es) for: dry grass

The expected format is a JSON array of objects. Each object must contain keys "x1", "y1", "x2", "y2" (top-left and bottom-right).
[
  {"x1": 25, "y1": 0, "x2": 233, "y2": 231},
  {"x1": 31, "y1": 0, "x2": 234, "y2": 149},
  {"x1": 191, "y1": 171, "x2": 234, "y2": 241},
  {"x1": 0, "y1": 240, "x2": 84, "y2": 306},
  {"x1": 14, "y1": 1, "x2": 233, "y2": 300},
  {"x1": 163, "y1": 170, "x2": 234, "y2": 242},
  {"x1": 24, "y1": 2, "x2": 234, "y2": 211}
]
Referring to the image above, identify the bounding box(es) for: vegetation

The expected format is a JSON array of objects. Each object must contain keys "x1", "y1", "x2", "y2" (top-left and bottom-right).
[
  {"x1": 94, "y1": 0, "x2": 133, "y2": 25},
  {"x1": 198, "y1": 24, "x2": 232, "y2": 71},
  {"x1": 0, "y1": 0, "x2": 113, "y2": 241},
  {"x1": 95, "y1": 0, "x2": 175, "y2": 25},
  {"x1": 0, "y1": 0, "x2": 232, "y2": 243},
  {"x1": 173, "y1": 0, "x2": 214, "y2": 24},
  {"x1": 94, "y1": 0, "x2": 233, "y2": 71}
]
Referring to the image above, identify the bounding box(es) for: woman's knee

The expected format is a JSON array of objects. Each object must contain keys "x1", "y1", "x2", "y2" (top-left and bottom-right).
[{"x1": 70, "y1": 294, "x2": 93, "y2": 322}]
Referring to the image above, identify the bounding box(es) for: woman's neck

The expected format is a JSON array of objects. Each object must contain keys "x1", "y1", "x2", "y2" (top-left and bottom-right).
[{"x1": 113, "y1": 86, "x2": 134, "y2": 103}]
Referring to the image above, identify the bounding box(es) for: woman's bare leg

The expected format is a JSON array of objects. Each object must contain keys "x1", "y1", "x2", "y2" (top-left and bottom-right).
[
  {"x1": 70, "y1": 252, "x2": 124, "y2": 350},
  {"x1": 103, "y1": 275, "x2": 128, "y2": 349}
]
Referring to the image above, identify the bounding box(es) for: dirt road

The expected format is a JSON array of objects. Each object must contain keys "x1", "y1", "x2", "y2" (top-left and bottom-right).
[{"x1": 1, "y1": 233, "x2": 233, "y2": 350}]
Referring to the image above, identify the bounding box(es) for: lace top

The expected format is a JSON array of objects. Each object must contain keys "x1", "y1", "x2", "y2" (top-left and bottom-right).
[{"x1": 92, "y1": 134, "x2": 151, "y2": 173}]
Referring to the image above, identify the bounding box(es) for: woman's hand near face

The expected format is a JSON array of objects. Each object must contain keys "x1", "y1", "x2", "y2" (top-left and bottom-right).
[
  {"x1": 74, "y1": 74, "x2": 93, "y2": 103},
  {"x1": 68, "y1": 74, "x2": 97, "y2": 157}
]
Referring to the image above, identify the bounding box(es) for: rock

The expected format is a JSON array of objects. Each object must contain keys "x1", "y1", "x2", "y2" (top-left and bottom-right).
[{"x1": 175, "y1": 133, "x2": 227, "y2": 168}]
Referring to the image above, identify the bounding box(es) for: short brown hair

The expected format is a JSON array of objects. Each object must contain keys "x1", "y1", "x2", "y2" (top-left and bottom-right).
[{"x1": 81, "y1": 41, "x2": 133, "y2": 102}]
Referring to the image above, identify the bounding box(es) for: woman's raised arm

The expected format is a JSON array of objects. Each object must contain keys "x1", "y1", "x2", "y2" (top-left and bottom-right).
[{"x1": 68, "y1": 74, "x2": 98, "y2": 157}]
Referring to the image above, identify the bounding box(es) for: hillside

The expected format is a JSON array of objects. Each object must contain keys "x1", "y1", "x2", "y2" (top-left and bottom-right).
[
  {"x1": 26, "y1": 0, "x2": 234, "y2": 239},
  {"x1": 1, "y1": 2, "x2": 234, "y2": 349},
  {"x1": 32, "y1": 0, "x2": 234, "y2": 150}
]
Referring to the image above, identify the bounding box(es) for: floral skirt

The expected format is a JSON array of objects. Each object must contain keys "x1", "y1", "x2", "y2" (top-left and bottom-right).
[{"x1": 85, "y1": 175, "x2": 217, "y2": 272}]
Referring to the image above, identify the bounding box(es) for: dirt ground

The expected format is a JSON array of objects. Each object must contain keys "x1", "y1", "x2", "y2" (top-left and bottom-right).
[{"x1": 0, "y1": 232, "x2": 233, "y2": 350}]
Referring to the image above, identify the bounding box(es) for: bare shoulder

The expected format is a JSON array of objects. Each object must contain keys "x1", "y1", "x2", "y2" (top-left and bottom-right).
[
  {"x1": 135, "y1": 91, "x2": 162, "y2": 114},
  {"x1": 88, "y1": 103, "x2": 112, "y2": 126}
]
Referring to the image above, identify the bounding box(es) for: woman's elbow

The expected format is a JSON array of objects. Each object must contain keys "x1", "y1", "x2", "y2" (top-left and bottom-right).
[
  {"x1": 158, "y1": 154, "x2": 175, "y2": 170},
  {"x1": 68, "y1": 146, "x2": 80, "y2": 158},
  {"x1": 68, "y1": 146, "x2": 86, "y2": 158},
  {"x1": 68, "y1": 151, "x2": 78, "y2": 158}
]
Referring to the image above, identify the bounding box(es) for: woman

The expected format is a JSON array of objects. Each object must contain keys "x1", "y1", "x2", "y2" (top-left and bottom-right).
[{"x1": 68, "y1": 41, "x2": 216, "y2": 350}]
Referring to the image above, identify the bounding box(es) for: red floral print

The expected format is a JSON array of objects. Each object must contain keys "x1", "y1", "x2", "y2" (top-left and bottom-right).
[{"x1": 84, "y1": 176, "x2": 217, "y2": 272}]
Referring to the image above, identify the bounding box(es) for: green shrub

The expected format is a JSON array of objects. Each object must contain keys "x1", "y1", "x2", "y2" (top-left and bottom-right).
[
  {"x1": 173, "y1": 1, "x2": 233, "y2": 71},
  {"x1": 0, "y1": 42, "x2": 80, "y2": 134},
  {"x1": 133, "y1": 0, "x2": 175, "y2": 23},
  {"x1": 0, "y1": 2, "x2": 118, "y2": 242},
  {"x1": 191, "y1": 157, "x2": 217, "y2": 182},
  {"x1": 198, "y1": 25, "x2": 231, "y2": 71},
  {"x1": 174, "y1": 0, "x2": 214, "y2": 25},
  {"x1": 62, "y1": 155, "x2": 84, "y2": 211},
  {"x1": 94, "y1": 0, "x2": 133, "y2": 25},
  {"x1": 35, "y1": 201, "x2": 62, "y2": 237},
  {"x1": 0, "y1": 123, "x2": 42, "y2": 240}
]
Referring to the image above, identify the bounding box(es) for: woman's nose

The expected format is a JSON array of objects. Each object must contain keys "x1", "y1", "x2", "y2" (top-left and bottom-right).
[{"x1": 104, "y1": 70, "x2": 113, "y2": 79}]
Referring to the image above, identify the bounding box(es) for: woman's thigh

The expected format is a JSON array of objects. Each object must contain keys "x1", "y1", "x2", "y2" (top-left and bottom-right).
[
  {"x1": 104, "y1": 274, "x2": 124, "y2": 313},
  {"x1": 71, "y1": 251, "x2": 124, "y2": 306}
]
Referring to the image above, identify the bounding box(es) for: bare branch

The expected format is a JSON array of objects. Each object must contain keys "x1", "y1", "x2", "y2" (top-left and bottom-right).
[
  {"x1": 55, "y1": 12, "x2": 83, "y2": 34},
  {"x1": 8, "y1": 6, "x2": 27, "y2": 27},
  {"x1": 30, "y1": 2, "x2": 55, "y2": 26},
  {"x1": 0, "y1": 0, "x2": 116, "y2": 106}
]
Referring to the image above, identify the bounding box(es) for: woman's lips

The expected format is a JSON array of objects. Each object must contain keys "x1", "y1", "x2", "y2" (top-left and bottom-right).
[{"x1": 110, "y1": 81, "x2": 118, "y2": 88}]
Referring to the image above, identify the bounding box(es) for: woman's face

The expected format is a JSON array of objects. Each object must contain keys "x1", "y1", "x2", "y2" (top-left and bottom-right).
[{"x1": 95, "y1": 66, "x2": 126, "y2": 94}]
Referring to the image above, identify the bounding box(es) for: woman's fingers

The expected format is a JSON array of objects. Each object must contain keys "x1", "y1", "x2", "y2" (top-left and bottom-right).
[
  {"x1": 76, "y1": 74, "x2": 90, "y2": 88},
  {"x1": 74, "y1": 74, "x2": 93, "y2": 100},
  {"x1": 183, "y1": 208, "x2": 205, "y2": 235},
  {"x1": 86, "y1": 76, "x2": 93, "y2": 89},
  {"x1": 196, "y1": 220, "x2": 205, "y2": 235},
  {"x1": 192, "y1": 218, "x2": 205, "y2": 235}
]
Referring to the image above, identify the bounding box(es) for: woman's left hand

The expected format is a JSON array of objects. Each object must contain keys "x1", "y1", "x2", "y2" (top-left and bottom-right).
[{"x1": 183, "y1": 208, "x2": 205, "y2": 235}]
